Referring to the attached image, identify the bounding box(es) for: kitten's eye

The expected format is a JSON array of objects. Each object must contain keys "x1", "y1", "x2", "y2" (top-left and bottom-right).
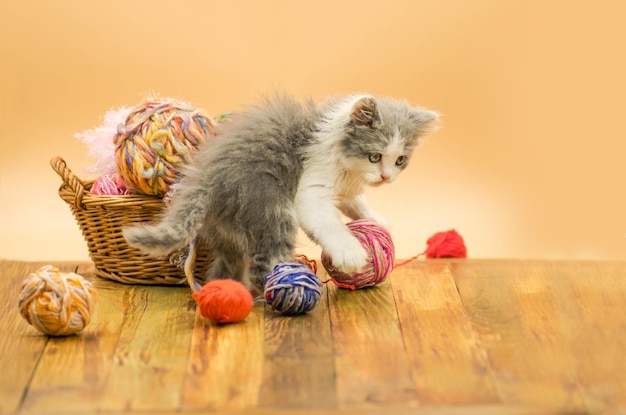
[
  {"x1": 395, "y1": 155, "x2": 408, "y2": 166},
  {"x1": 368, "y1": 153, "x2": 382, "y2": 163}
]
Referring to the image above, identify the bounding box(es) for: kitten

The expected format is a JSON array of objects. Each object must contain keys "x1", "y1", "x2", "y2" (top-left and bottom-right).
[{"x1": 123, "y1": 93, "x2": 438, "y2": 293}]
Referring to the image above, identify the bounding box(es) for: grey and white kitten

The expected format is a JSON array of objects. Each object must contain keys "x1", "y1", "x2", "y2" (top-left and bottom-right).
[{"x1": 123, "y1": 93, "x2": 438, "y2": 293}]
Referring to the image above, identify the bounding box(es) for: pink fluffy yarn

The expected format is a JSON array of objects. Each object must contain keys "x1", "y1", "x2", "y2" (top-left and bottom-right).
[
  {"x1": 75, "y1": 106, "x2": 133, "y2": 176},
  {"x1": 321, "y1": 219, "x2": 395, "y2": 289}
]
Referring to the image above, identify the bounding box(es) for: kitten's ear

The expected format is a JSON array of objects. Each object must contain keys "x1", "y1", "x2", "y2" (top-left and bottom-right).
[
  {"x1": 409, "y1": 108, "x2": 440, "y2": 136},
  {"x1": 350, "y1": 97, "x2": 382, "y2": 129}
]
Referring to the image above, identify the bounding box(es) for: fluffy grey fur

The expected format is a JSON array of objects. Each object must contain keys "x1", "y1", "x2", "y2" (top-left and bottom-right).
[{"x1": 123, "y1": 93, "x2": 438, "y2": 293}]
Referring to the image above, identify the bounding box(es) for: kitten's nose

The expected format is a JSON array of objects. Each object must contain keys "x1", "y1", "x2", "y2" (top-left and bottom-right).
[{"x1": 381, "y1": 173, "x2": 391, "y2": 182}]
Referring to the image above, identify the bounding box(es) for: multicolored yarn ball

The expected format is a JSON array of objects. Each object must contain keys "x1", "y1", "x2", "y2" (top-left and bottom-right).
[
  {"x1": 264, "y1": 263, "x2": 323, "y2": 315},
  {"x1": 18, "y1": 265, "x2": 96, "y2": 336},
  {"x1": 90, "y1": 172, "x2": 133, "y2": 195},
  {"x1": 192, "y1": 279, "x2": 254, "y2": 324},
  {"x1": 321, "y1": 219, "x2": 395, "y2": 290},
  {"x1": 114, "y1": 100, "x2": 217, "y2": 196}
]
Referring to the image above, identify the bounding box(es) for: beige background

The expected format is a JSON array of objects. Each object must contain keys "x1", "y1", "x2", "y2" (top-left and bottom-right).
[{"x1": 1, "y1": 0, "x2": 624, "y2": 262}]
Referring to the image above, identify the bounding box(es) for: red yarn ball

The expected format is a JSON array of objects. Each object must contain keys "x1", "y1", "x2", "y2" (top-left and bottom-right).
[
  {"x1": 321, "y1": 220, "x2": 395, "y2": 289},
  {"x1": 425, "y1": 229, "x2": 467, "y2": 258},
  {"x1": 191, "y1": 279, "x2": 253, "y2": 324}
]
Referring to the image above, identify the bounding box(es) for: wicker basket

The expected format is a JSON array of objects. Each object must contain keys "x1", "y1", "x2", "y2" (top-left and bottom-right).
[{"x1": 51, "y1": 156, "x2": 213, "y2": 285}]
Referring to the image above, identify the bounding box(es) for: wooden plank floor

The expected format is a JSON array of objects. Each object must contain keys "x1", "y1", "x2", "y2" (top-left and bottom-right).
[{"x1": 1, "y1": 259, "x2": 625, "y2": 415}]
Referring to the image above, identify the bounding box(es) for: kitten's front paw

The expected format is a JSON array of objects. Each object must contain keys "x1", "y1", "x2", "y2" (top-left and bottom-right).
[{"x1": 328, "y1": 237, "x2": 369, "y2": 274}]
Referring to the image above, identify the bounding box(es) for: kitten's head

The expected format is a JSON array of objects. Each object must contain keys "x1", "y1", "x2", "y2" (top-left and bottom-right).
[{"x1": 335, "y1": 95, "x2": 439, "y2": 186}]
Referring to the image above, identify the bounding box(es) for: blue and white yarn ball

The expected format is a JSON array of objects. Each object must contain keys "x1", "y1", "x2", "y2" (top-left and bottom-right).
[{"x1": 264, "y1": 263, "x2": 323, "y2": 315}]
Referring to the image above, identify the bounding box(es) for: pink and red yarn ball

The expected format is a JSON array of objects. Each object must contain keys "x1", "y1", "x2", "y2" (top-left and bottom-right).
[
  {"x1": 321, "y1": 220, "x2": 395, "y2": 290},
  {"x1": 90, "y1": 173, "x2": 132, "y2": 196}
]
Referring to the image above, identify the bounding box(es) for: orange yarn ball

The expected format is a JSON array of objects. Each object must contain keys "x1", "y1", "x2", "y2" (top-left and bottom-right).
[{"x1": 192, "y1": 279, "x2": 253, "y2": 324}]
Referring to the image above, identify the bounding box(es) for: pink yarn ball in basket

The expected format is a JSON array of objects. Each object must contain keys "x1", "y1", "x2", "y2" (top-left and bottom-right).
[
  {"x1": 321, "y1": 219, "x2": 395, "y2": 289},
  {"x1": 90, "y1": 173, "x2": 132, "y2": 195}
]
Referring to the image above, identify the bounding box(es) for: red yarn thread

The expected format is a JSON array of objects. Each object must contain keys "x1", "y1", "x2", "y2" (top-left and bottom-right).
[
  {"x1": 192, "y1": 279, "x2": 253, "y2": 324},
  {"x1": 294, "y1": 254, "x2": 318, "y2": 274},
  {"x1": 295, "y1": 254, "x2": 338, "y2": 303},
  {"x1": 394, "y1": 229, "x2": 467, "y2": 268}
]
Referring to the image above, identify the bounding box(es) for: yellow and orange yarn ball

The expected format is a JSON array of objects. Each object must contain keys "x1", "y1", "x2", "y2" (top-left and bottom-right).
[{"x1": 18, "y1": 265, "x2": 96, "y2": 336}]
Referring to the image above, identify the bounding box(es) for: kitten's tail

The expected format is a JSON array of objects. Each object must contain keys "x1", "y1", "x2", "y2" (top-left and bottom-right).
[{"x1": 122, "y1": 186, "x2": 208, "y2": 257}]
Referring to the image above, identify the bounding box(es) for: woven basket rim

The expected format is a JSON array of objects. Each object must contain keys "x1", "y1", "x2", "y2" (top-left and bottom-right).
[{"x1": 50, "y1": 156, "x2": 212, "y2": 286}]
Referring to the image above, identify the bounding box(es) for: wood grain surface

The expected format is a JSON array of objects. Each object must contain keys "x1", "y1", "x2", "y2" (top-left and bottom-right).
[{"x1": 1, "y1": 259, "x2": 624, "y2": 415}]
